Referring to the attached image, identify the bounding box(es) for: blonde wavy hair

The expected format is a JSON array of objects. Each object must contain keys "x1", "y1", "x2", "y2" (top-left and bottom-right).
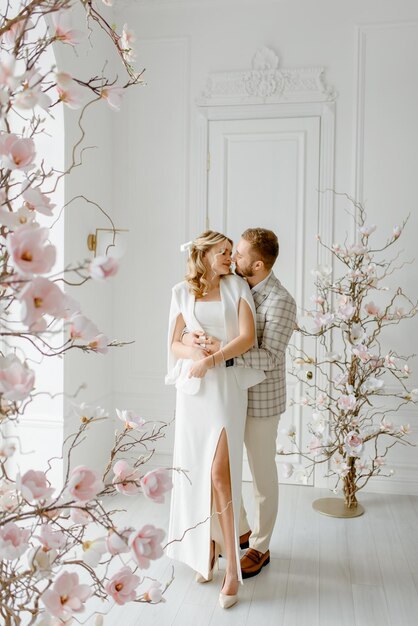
[{"x1": 185, "y1": 230, "x2": 233, "y2": 298}]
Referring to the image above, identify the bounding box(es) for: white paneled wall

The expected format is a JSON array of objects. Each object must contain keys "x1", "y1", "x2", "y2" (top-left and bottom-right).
[{"x1": 102, "y1": 0, "x2": 418, "y2": 493}]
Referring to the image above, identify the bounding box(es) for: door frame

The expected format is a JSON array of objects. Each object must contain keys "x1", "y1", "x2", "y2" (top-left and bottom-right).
[{"x1": 190, "y1": 89, "x2": 337, "y2": 489}]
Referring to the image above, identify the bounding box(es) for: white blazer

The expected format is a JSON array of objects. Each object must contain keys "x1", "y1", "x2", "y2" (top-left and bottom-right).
[{"x1": 165, "y1": 274, "x2": 265, "y2": 395}]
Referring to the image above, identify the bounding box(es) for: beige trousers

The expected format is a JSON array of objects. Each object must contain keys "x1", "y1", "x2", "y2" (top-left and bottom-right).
[{"x1": 239, "y1": 414, "x2": 280, "y2": 554}]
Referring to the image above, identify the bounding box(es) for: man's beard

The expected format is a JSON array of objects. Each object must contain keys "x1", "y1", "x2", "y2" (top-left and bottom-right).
[{"x1": 235, "y1": 263, "x2": 254, "y2": 278}]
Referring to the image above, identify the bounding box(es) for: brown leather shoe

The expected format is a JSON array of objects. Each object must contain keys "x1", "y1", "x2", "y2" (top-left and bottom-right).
[
  {"x1": 240, "y1": 548, "x2": 270, "y2": 579},
  {"x1": 239, "y1": 530, "x2": 252, "y2": 550}
]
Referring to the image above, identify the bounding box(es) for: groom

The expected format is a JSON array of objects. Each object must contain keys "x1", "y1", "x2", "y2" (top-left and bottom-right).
[
  {"x1": 183, "y1": 227, "x2": 296, "y2": 578},
  {"x1": 232, "y1": 228, "x2": 296, "y2": 578}
]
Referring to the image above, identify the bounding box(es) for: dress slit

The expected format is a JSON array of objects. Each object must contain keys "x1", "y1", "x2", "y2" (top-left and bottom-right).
[{"x1": 209, "y1": 426, "x2": 243, "y2": 583}]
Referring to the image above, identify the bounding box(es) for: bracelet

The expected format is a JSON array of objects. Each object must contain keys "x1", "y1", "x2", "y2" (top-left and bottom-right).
[
  {"x1": 212, "y1": 354, "x2": 216, "y2": 368},
  {"x1": 180, "y1": 328, "x2": 189, "y2": 341},
  {"x1": 220, "y1": 348, "x2": 226, "y2": 361}
]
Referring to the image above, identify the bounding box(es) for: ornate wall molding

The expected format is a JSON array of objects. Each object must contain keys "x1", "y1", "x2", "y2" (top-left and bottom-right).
[{"x1": 198, "y1": 46, "x2": 336, "y2": 106}]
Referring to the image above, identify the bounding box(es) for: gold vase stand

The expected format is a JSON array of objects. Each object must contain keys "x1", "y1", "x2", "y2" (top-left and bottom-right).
[{"x1": 312, "y1": 497, "x2": 365, "y2": 518}]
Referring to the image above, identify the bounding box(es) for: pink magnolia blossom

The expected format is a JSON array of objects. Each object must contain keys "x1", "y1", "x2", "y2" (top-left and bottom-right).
[
  {"x1": 359, "y1": 224, "x2": 376, "y2": 237},
  {"x1": 0, "y1": 440, "x2": 16, "y2": 458},
  {"x1": 310, "y1": 294, "x2": 325, "y2": 305},
  {"x1": 38, "y1": 524, "x2": 66, "y2": 550},
  {"x1": 70, "y1": 313, "x2": 99, "y2": 342},
  {"x1": 281, "y1": 424, "x2": 296, "y2": 437},
  {"x1": 344, "y1": 431, "x2": 364, "y2": 457},
  {"x1": 41, "y1": 571, "x2": 91, "y2": 620},
  {"x1": 0, "y1": 479, "x2": 17, "y2": 512},
  {"x1": 17, "y1": 469, "x2": 54, "y2": 502},
  {"x1": 143, "y1": 581, "x2": 164, "y2": 603},
  {"x1": 14, "y1": 70, "x2": 51, "y2": 111},
  {"x1": 311, "y1": 265, "x2": 332, "y2": 283},
  {"x1": 0, "y1": 354, "x2": 35, "y2": 401},
  {"x1": 82, "y1": 538, "x2": 107, "y2": 567},
  {"x1": 346, "y1": 268, "x2": 363, "y2": 281},
  {"x1": 352, "y1": 343, "x2": 371, "y2": 364},
  {"x1": 337, "y1": 393, "x2": 356, "y2": 412},
  {"x1": 18, "y1": 276, "x2": 71, "y2": 329},
  {"x1": 88, "y1": 333, "x2": 109, "y2": 354},
  {"x1": 70, "y1": 505, "x2": 92, "y2": 525},
  {"x1": 7, "y1": 224, "x2": 56, "y2": 276},
  {"x1": 361, "y1": 377, "x2": 384, "y2": 393},
  {"x1": 89, "y1": 255, "x2": 119, "y2": 280},
  {"x1": 1, "y1": 19, "x2": 34, "y2": 46},
  {"x1": 120, "y1": 24, "x2": 136, "y2": 62},
  {"x1": 0, "y1": 132, "x2": 36, "y2": 171},
  {"x1": 410, "y1": 389, "x2": 418, "y2": 401},
  {"x1": 331, "y1": 243, "x2": 344, "y2": 254},
  {"x1": 399, "y1": 424, "x2": 411, "y2": 435},
  {"x1": 101, "y1": 86, "x2": 124, "y2": 111},
  {"x1": 350, "y1": 322, "x2": 366, "y2": 343},
  {"x1": 375, "y1": 456, "x2": 385, "y2": 468},
  {"x1": 313, "y1": 312, "x2": 334, "y2": 330},
  {"x1": 385, "y1": 354, "x2": 396, "y2": 368},
  {"x1": 22, "y1": 184, "x2": 56, "y2": 216},
  {"x1": 333, "y1": 371, "x2": 348, "y2": 387},
  {"x1": 337, "y1": 299, "x2": 355, "y2": 321},
  {"x1": 105, "y1": 566, "x2": 140, "y2": 605},
  {"x1": 364, "y1": 301, "x2": 381, "y2": 316},
  {"x1": 129, "y1": 524, "x2": 165, "y2": 569},
  {"x1": 316, "y1": 393, "x2": 327, "y2": 408},
  {"x1": 106, "y1": 527, "x2": 132, "y2": 555},
  {"x1": 72, "y1": 402, "x2": 107, "y2": 422},
  {"x1": 68, "y1": 466, "x2": 104, "y2": 503},
  {"x1": 380, "y1": 419, "x2": 394, "y2": 433},
  {"x1": 116, "y1": 408, "x2": 146, "y2": 429},
  {"x1": 309, "y1": 436, "x2": 323, "y2": 457},
  {"x1": 0, "y1": 521, "x2": 30, "y2": 559},
  {"x1": 0, "y1": 204, "x2": 36, "y2": 229},
  {"x1": 112, "y1": 460, "x2": 141, "y2": 496},
  {"x1": 140, "y1": 468, "x2": 173, "y2": 503},
  {"x1": 56, "y1": 72, "x2": 86, "y2": 109},
  {"x1": 0, "y1": 54, "x2": 17, "y2": 89},
  {"x1": 347, "y1": 243, "x2": 369, "y2": 256},
  {"x1": 52, "y1": 12, "x2": 85, "y2": 46},
  {"x1": 392, "y1": 225, "x2": 402, "y2": 239},
  {"x1": 365, "y1": 262, "x2": 377, "y2": 275},
  {"x1": 294, "y1": 470, "x2": 309, "y2": 485},
  {"x1": 39, "y1": 506, "x2": 62, "y2": 522},
  {"x1": 335, "y1": 461, "x2": 350, "y2": 478},
  {"x1": 404, "y1": 364, "x2": 411, "y2": 376},
  {"x1": 27, "y1": 546, "x2": 57, "y2": 580}
]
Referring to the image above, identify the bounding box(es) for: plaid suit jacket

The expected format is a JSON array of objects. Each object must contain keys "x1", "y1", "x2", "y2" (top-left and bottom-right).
[{"x1": 235, "y1": 272, "x2": 296, "y2": 418}]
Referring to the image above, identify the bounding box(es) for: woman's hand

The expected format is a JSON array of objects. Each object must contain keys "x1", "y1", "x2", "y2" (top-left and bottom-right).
[
  {"x1": 183, "y1": 330, "x2": 221, "y2": 355},
  {"x1": 190, "y1": 347, "x2": 209, "y2": 361},
  {"x1": 188, "y1": 357, "x2": 210, "y2": 379}
]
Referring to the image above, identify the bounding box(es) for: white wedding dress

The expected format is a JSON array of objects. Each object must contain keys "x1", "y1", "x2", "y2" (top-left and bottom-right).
[{"x1": 166, "y1": 300, "x2": 247, "y2": 582}]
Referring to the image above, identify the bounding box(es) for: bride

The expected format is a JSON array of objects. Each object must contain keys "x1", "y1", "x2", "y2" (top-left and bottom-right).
[{"x1": 165, "y1": 230, "x2": 264, "y2": 608}]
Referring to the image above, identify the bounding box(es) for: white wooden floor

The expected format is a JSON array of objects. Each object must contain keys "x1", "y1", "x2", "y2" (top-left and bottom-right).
[{"x1": 95, "y1": 484, "x2": 418, "y2": 626}]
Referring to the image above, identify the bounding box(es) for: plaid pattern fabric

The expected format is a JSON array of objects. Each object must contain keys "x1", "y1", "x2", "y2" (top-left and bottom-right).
[{"x1": 235, "y1": 272, "x2": 296, "y2": 418}]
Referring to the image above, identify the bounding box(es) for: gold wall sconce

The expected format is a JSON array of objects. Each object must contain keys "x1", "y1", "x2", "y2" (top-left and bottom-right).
[{"x1": 87, "y1": 228, "x2": 129, "y2": 258}]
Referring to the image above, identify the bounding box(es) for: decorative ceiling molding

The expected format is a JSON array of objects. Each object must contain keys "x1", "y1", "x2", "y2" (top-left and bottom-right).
[{"x1": 197, "y1": 47, "x2": 337, "y2": 106}]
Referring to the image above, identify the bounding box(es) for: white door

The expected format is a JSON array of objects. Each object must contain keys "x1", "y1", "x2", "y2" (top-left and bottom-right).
[{"x1": 207, "y1": 116, "x2": 320, "y2": 485}]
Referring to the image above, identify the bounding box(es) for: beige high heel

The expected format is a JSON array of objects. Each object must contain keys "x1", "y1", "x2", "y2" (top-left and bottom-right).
[
  {"x1": 219, "y1": 575, "x2": 239, "y2": 609},
  {"x1": 195, "y1": 540, "x2": 219, "y2": 583}
]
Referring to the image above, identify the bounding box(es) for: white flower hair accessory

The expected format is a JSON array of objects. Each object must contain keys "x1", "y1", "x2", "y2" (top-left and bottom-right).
[{"x1": 180, "y1": 240, "x2": 193, "y2": 256}]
